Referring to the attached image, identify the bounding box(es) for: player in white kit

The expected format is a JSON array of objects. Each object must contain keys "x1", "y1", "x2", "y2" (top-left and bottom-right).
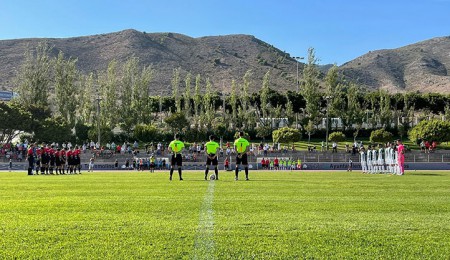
[
  {"x1": 371, "y1": 146, "x2": 378, "y2": 173},
  {"x1": 367, "y1": 146, "x2": 373, "y2": 173},
  {"x1": 378, "y1": 144, "x2": 385, "y2": 173},
  {"x1": 392, "y1": 144, "x2": 399, "y2": 175},
  {"x1": 385, "y1": 143, "x2": 392, "y2": 174},
  {"x1": 360, "y1": 147, "x2": 367, "y2": 173}
]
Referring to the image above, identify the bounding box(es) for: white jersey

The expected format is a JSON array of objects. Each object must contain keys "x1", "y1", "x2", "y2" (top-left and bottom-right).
[
  {"x1": 367, "y1": 150, "x2": 373, "y2": 173},
  {"x1": 378, "y1": 148, "x2": 385, "y2": 173},
  {"x1": 384, "y1": 147, "x2": 391, "y2": 164},
  {"x1": 360, "y1": 151, "x2": 367, "y2": 173},
  {"x1": 360, "y1": 151, "x2": 367, "y2": 164},
  {"x1": 378, "y1": 148, "x2": 384, "y2": 161}
]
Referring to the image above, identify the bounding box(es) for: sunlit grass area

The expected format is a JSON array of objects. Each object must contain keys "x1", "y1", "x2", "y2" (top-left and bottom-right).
[{"x1": 0, "y1": 170, "x2": 449, "y2": 259}]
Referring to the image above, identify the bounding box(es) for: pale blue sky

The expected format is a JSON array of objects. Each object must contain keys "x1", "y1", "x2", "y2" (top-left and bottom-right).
[{"x1": 1, "y1": 0, "x2": 449, "y2": 65}]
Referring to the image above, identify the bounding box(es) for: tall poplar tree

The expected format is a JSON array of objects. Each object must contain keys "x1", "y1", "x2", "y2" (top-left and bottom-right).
[
  {"x1": 260, "y1": 70, "x2": 271, "y2": 120},
  {"x1": 99, "y1": 60, "x2": 119, "y2": 128},
  {"x1": 184, "y1": 73, "x2": 192, "y2": 117},
  {"x1": 193, "y1": 74, "x2": 202, "y2": 117},
  {"x1": 78, "y1": 73, "x2": 96, "y2": 125},
  {"x1": 172, "y1": 68, "x2": 181, "y2": 113},
  {"x1": 15, "y1": 42, "x2": 53, "y2": 108},
  {"x1": 136, "y1": 64, "x2": 154, "y2": 124},
  {"x1": 54, "y1": 51, "x2": 79, "y2": 127},
  {"x1": 230, "y1": 79, "x2": 238, "y2": 123},
  {"x1": 301, "y1": 48, "x2": 321, "y2": 124}
]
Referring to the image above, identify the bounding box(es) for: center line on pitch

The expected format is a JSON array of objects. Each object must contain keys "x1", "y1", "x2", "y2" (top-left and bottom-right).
[{"x1": 193, "y1": 180, "x2": 215, "y2": 260}]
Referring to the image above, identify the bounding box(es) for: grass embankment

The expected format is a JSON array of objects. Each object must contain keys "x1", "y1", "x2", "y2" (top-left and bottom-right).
[{"x1": 0, "y1": 170, "x2": 449, "y2": 258}]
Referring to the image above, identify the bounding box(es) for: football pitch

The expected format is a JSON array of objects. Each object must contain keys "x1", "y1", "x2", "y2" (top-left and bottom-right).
[{"x1": 0, "y1": 170, "x2": 449, "y2": 259}]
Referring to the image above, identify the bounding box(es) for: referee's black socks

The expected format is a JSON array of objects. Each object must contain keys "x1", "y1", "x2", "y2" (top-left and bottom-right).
[
  {"x1": 245, "y1": 167, "x2": 249, "y2": 179},
  {"x1": 178, "y1": 167, "x2": 182, "y2": 180}
]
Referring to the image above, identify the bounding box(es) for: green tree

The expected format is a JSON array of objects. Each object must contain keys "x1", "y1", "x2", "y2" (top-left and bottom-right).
[
  {"x1": 379, "y1": 90, "x2": 392, "y2": 128},
  {"x1": 272, "y1": 127, "x2": 301, "y2": 144},
  {"x1": 78, "y1": 73, "x2": 96, "y2": 125},
  {"x1": 408, "y1": 119, "x2": 450, "y2": 143},
  {"x1": 120, "y1": 57, "x2": 138, "y2": 131},
  {"x1": 99, "y1": 60, "x2": 119, "y2": 128},
  {"x1": 304, "y1": 119, "x2": 315, "y2": 143},
  {"x1": 284, "y1": 94, "x2": 295, "y2": 127},
  {"x1": 328, "y1": 131, "x2": 346, "y2": 143},
  {"x1": 15, "y1": 42, "x2": 53, "y2": 108},
  {"x1": 183, "y1": 72, "x2": 192, "y2": 117},
  {"x1": 164, "y1": 112, "x2": 189, "y2": 133},
  {"x1": 255, "y1": 125, "x2": 272, "y2": 141},
  {"x1": 301, "y1": 48, "x2": 321, "y2": 124},
  {"x1": 260, "y1": 70, "x2": 271, "y2": 120},
  {"x1": 230, "y1": 79, "x2": 238, "y2": 124},
  {"x1": 33, "y1": 117, "x2": 73, "y2": 143},
  {"x1": 133, "y1": 124, "x2": 160, "y2": 142},
  {"x1": 135, "y1": 64, "x2": 154, "y2": 124},
  {"x1": 193, "y1": 74, "x2": 202, "y2": 117},
  {"x1": 241, "y1": 70, "x2": 252, "y2": 113},
  {"x1": 172, "y1": 68, "x2": 181, "y2": 113},
  {"x1": 0, "y1": 102, "x2": 32, "y2": 143},
  {"x1": 325, "y1": 65, "x2": 345, "y2": 128},
  {"x1": 203, "y1": 78, "x2": 215, "y2": 128},
  {"x1": 54, "y1": 51, "x2": 79, "y2": 127},
  {"x1": 88, "y1": 126, "x2": 114, "y2": 144},
  {"x1": 346, "y1": 83, "x2": 365, "y2": 141},
  {"x1": 369, "y1": 129, "x2": 394, "y2": 143}
]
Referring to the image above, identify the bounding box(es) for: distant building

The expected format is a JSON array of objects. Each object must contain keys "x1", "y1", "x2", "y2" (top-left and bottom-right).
[
  {"x1": 257, "y1": 118, "x2": 289, "y2": 128},
  {"x1": 0, "y1": 91, "x2": 17, "y2": 101}
]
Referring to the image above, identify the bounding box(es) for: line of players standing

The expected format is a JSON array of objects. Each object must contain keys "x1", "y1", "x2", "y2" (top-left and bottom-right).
[
  {"x1": 359, "y1": 141, "x2": 405, "y2": 175},
  {"x1": 26, "y1": 143, "x2": 82, "y2": 175}
]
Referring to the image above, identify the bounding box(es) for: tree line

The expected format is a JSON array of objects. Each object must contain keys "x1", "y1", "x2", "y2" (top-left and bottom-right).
[{"x1": 2, "y1": 43, "x2": 450, "y2": 145}]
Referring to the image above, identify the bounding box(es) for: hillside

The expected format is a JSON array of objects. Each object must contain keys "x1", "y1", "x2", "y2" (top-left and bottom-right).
[
  {"x1": 1, "y1": 29, "x2": 449, "y2": 94},
  {"x1": 339, "y1": 36, "x2": 450, "y2": 93},
  {"x1": 0, "y1": 29, "x2": 301, "y2": 95}
]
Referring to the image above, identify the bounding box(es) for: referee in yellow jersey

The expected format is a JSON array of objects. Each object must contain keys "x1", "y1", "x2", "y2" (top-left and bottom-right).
[
  {"x1": 234, "y1": 131, "x2": 250, "y2": 180},
  {"x1": 168, "y1": 134, "x2": 185, "y2": 180},
  {"x1": 204, "y1": 135, "x2": 220, "y2": 180}
]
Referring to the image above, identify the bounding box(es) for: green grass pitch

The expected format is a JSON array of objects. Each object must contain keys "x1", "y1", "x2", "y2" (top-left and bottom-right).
[{"x1": 0, "y1": 170, "x2": 449, "y2": 259}]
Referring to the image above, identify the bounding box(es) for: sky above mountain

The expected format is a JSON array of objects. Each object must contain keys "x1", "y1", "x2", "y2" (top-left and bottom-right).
[{"x1": 1, "y1": 0, "x2": 449, "y2": 65}]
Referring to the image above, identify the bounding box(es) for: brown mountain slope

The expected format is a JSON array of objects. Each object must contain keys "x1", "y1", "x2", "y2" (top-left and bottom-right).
[
  {"x1": 2, "y1": 29, "x2": 449, "y2": 94},
  {"x1": 0, "y1": 29, "x2": 301, "y2": 94},
  {"x1": 339, "y1": 36, "x2": 450, "y2": 93}
]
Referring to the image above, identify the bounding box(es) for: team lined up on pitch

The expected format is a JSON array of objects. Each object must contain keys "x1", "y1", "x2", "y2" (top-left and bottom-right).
[
  {"x1": 26, "y1": 143, "x2": 82, "y2": 175},
  {"x1": 359, "y1": 140, "x2": 405, "y2": 175}
]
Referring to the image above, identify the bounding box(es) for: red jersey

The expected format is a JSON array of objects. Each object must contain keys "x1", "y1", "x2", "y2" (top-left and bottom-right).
[
  {"x1": 27, "y1": 148, "x2": 34, "y2": 156},
  {"x1": 274, "y1": 158, "x2": 279, "y2": 165}
]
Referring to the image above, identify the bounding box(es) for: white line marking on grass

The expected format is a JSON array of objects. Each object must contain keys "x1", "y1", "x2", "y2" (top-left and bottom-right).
[{"x1": 193, "y1": 180, "x2": 215, "y2": 260}]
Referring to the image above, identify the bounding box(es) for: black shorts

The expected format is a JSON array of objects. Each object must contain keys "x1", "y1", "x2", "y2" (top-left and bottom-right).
[
  {"x1": 206, "y1": 154, "x2": 218, "y2": 166},
  {"x1": 236, "y1": 153, "x2": 248, "y2": 165},
  {"x1": 171, "y1": 154, "x2": 182, "y2": 166},
  {"x1": 56, "y1": 157, "x2": 61, "y2": 166}
]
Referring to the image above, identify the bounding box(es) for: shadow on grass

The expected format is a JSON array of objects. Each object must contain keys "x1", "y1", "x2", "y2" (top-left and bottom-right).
[{"x1": 408, "y1": 173, "x2": 443, "y2": 176}]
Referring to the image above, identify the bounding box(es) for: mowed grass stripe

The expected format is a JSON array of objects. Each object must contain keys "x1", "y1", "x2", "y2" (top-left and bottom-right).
[
  {"x1": 193, "y1": 179, "x2": 215, "y2": 259},
  {"x1": 0, "y1": 170, "x2": 449, "y2": 259},
  {"x1": 0, "y1": 171, "x2": 207, "y2": 259}
]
